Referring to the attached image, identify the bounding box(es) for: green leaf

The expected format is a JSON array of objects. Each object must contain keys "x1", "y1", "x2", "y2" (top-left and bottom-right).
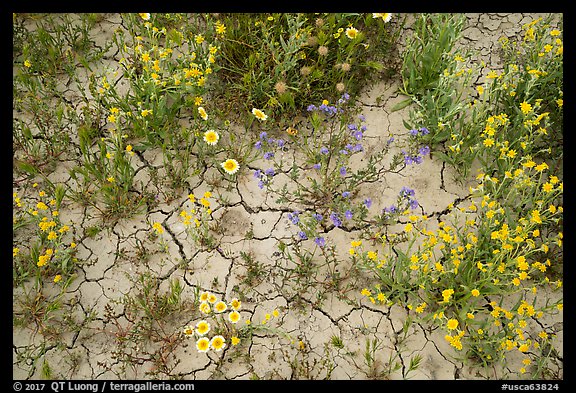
[
  {"x1": 15, "y1": 160, "x2": 38, "y2": 176},
  {"x1": 431, "y1": 151, "x2": 451, "y2": 164},
  {"x1": 391, "y1": 98, "x2": 413, "y2": 112},
  {"x1": 364, "y1": 60, "x2": 384, "y2": 72},
  {"x1": 54, "y1": 184, "x2": 67, "y2": 209}
]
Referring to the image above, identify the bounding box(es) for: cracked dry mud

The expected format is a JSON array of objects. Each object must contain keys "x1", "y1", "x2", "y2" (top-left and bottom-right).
[{"x1": 13, "y1": 13, "x2": 563, "y2": 380}]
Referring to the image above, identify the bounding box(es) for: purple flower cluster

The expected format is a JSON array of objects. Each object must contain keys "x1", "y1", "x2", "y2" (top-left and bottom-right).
[
  {"x1": 364, "y1": 198, "x2": 372, "y2": 208},
  {"x1": 329, "y1": 212, "x2": 342, "y2": 227},
  {"x1": 383, "y1": 205, "x2": 397, "y2": 214},
  {"x1": 400, "y1": 186, "x2": 419, "y2": 210},
  {"x1": 318, "y1": 103, "x2": 339, "y2": 116},
  {"x1": 344, "y1": 143, "x2": 363, "y2": 153},
  {"x1": 253, "y1": 168, "x2": 275, "y2": 189},
  {"x1": 409, "y1": 127, "x2": 430, "y2": 137},
  {"x1": 402, "y1": 145, "x2": 430, "y2": 165},
  {"x1": 402, "y1": 150, "x2": 423, "y2": 165},
  {"x1": 307, "y1": 93, "x2": 350, "y2": 116},
  {"x1": 287, "y1": 211, "x2": 300, "y2": 225},
  {"x1": 338, "y1": 93, "x2": 351, "y2": 104},
  {"x1": 383, "y1": 187, "x2": 419, "y2": 216},
  {"x1": 345, "y1": 113, "x2": 368, "y2": 151},
  {"x1": 255, "y1": 131, "x2": 286, "y2": 160},
  {"x1": 404, "y1": 127, "x2": 431, "y2": 164},
  {"x1": 307, "y1": 103, "x2": 339, "y2": 116}
]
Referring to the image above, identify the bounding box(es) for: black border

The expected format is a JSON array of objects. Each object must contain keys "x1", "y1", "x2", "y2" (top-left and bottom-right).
[{"x1": 7, "y1": 5, "x2": 572, "y2": 390}]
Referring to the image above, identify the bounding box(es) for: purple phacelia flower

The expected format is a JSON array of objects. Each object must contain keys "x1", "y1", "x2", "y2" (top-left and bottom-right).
[
  {"x1": 353, "y1": 144, "x2": 363, "y2": 152},
  {"x1": 263, "y1": 151, "x2": 274, "y2": 160},
  {"x1": 400, "y1": 187, "x2": 415, "y2": 197},
  {"x1": 340, "y1": 166, "x2": 347, "y2": 176},
  {"x1": 409, "y1": 129, "x2": 419, "y2": 136},
  {"x1": 330, "y1": 212, "x2": 342, "y2": 227},
  {"x1": 313, "y1": 213, "x2": 323, "y2": 221},
  {"x1": 345, "y1": 210, "x2": 353, "y2": 220},
  {"x1": 384, "y1": 205, "x2": 397, "y2": 214},
  {"x1": 364, "y1": 198, "x2": 372, "y2": 208},
  {"x1": 419, "y1": 146, "x2": 430, "y2": 156},
  {"x1": 360, "y1": 125, "x2": 367, "y2": 132},
  {"x1": 254, "y1": 169, "x2": 262, "y2": 179},
  {"x1": 342, "y1": 191, "x2": 350, "y2": 198},
  {"x1": 307, "y1": 104, "x2": 317, "y2": 111},
  {"x1": 255, "y1": 140, "x2": 262, "y2": 150},
  {"x1": 420, "y1": 127, "x2": 430, "y2": 135},
  {"x1": 298, "y1": 231, "x2": 308, "y2": 240},
  {"x1": 348, "y1": 124, "x2": 358, "y2": 131},
  {"x1": 276, "y1": 139, "x2": 285, "y2": 148},
  {"x1": 287, "y1": 211, "x2": 300, "y2": 225},
  {"x1": 353, "y1": 130, "x2": 363, "y2": 140},
  {"x1": 404, "y1": 154, "x2": 413, "y2": 165},
  {"x1": 259, "y1": 131, "x2": 268, "y2": 140},
  {"x1": 320, "y1": 146, "x2": 329, "y2": 155},
  {"x1": 314, "y1": 237, "x2": 326, "y2": 247},
  {"x1": 313, "y1": 163, "x2": 321, "y2": 170},
  {"x1": 265, "y1": 168, "x2": 275, "y2": 176}
]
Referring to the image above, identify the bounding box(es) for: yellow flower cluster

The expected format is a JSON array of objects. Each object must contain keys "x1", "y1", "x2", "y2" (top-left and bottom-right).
[
  {"x1": 180, "y1": 192, "x2": 213, "y2": 228},
  {"x1": 185, "y1": 291, "x2": 243, "y2": 353},
  {"x1": 13, "y1": 187, "x2": 78, "y2": 286}
]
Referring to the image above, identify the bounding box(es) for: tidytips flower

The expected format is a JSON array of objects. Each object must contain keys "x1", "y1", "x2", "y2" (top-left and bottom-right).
[
  {"x1": 198, "y1": 106, "x2": 208, "y2": 121},
  {"x1": 372, "y1": 13, "x2": 392, "y2": 23},
  {"x1": 230, "y1": 298, "x2": 241, "y2": 310},
  {"x1": 214, "y1": 300, "x2": 228, "y2": 313},
  {"x1": 203, "y1": 130, "x2": 219, "y2": 146},
  {"x1": 182, "y1": 325, "x2": 195, "y2": 337},
  {"x1": 221, "y1": 159, "x2": 240, "y2": 175},
  {"x1": 199, "y1": 301, "x2": 211, "y2": 314},
  {"x1": 196, "y1": 337, "x2": 210, "y2": 353},
  {"x1": 195, "y1": 320, "x2": 211, "y2": 336},
  {"x1": 252, "y1": 108, "x2": 268, "y2": 121},
  {"x1": 207, "y1": 293, "x2": 218, "y2": 303},
  {"x1": 228, "y1": 310, "x2": 241, "y2": 323},
  {"x1": 199, "y1": 291, "x2": 210, "y2": 302},
  {"x1": 345, "y1": 27, "x2": 359, "y2": 39},
  {"x1": 210, "y1": 335, "x2": 226, "y2": 351}
]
